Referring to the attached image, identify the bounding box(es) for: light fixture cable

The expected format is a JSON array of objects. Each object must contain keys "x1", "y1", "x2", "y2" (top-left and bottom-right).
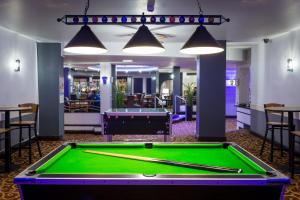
[{"x1": 196, "y1": 0, "x2": 203, "y2": 15}]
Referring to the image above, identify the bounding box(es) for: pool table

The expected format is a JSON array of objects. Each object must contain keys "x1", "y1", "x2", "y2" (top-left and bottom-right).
[
  {"x1": 103, "y1": 108, "x2": 172, "y2": 141},
  {"x1": 14, "y1": 142, "x2": 289, "y2": 200}
]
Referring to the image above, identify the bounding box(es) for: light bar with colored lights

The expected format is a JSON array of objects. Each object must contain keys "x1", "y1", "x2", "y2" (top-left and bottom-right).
[{"x1": 58, "y1": 15, "x2": 229, "y2": 25}]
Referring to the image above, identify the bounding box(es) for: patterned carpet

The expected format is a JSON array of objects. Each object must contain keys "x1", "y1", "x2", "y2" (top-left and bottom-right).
[{"x1": 0, "y1": 118, "x2": 299, "y2": 200}]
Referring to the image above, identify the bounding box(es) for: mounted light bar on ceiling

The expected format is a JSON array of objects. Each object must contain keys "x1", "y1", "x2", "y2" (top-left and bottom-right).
[{"x1": 58, "y1": 0, "x2": 229, "y2": 55}]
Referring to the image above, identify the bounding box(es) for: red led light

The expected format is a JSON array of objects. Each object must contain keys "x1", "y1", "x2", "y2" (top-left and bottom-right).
[{"x1": 169, "y1": 16, "x2": 175, "y2": 23}]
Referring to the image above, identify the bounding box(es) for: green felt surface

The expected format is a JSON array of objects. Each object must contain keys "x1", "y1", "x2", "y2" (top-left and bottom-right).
[{"x1": 36, "y1": 143, "x2": 267, "y2": 175}]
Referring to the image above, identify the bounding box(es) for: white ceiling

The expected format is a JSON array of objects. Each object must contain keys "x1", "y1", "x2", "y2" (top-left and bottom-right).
[{"x1": 1, "y1": 0, "x2": 299, "y2": 67}]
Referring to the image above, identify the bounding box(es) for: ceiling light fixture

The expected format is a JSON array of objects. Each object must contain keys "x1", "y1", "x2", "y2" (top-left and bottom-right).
[
  {"x1": 180, "y1": 0, "x2": 224, "y2": 55},
  {"x1": 64, "y1": 0, "x2": 107, "y2": 55},
  {"x1": 123, "y1": 14, "x2": 165, "y2": 54}
]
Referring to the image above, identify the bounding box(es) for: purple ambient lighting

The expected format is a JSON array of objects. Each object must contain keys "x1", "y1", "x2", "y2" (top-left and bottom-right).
[
  {"x1": 112, "y1": 16, "x2": 118, "y2": 23},
  {"x1": 92, "y1": 16, "x2": 98, "y2": 23},
  {"x1": 189, "y1": 16, "x2": 195, "y2": 23},
  {"x1": 150, "y1": 16, "x2": 156, "y2": 23},
  {"x1": 131, "y1": 16, "x2": 137, "y2": 23},
  {"x1": 73, "y1": 16, "x2": 79, "y2": 23}
]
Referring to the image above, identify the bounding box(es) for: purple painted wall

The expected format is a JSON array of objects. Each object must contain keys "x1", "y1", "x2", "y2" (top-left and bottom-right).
[{"x1": 226, "y1": 69, "x2": 236, "y2": 117}]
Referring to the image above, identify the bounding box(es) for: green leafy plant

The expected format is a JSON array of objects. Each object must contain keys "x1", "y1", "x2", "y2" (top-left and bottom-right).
[
  {"x1": 115, "y1": 84, "x2": 125, "y2": 108},
  {"x1": 184, "y1": 83, "x2": 195, "y2": 107}
]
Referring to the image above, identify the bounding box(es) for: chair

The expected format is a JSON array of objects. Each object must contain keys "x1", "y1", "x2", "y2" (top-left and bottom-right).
[
  {"x1": 10, "y1": 103, "x2": 42, "y2": 164},
  {"x1": 260, "y1": 103, "x2": 288, "y2": 162},
  {"x1": 126, "y1": 95, "x2": 141, "y2": 108},
  {"x1": 290, "y1": 131, "x2": 300, "y2": 178}
]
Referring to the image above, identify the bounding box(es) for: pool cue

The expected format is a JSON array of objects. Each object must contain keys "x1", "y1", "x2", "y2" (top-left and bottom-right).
[{"x1": 84, "y1": 150, "x2": 243, "y2": 173}]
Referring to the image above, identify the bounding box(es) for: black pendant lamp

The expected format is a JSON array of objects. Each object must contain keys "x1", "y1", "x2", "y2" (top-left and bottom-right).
[
  {"x1": 123, "y1": 25, "x2": 165, "y2": 54},
  {"x1": 180, "y1": 25, "x2": 224, "y2": 55},
  {"x1": 64, "y1": 25, "x2": 107, "y2": 54}
]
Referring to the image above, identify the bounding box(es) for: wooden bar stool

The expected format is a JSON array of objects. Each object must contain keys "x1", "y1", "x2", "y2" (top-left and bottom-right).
[
  {"x1": 10, "y1": 103, "x2": 42, "y2": 164},
  {"x1": 290, "y1": 131, "x2": 300, "y2": 178},
  {"x1": 260, "y1": 103, "x2": 289, "y2": 162}
]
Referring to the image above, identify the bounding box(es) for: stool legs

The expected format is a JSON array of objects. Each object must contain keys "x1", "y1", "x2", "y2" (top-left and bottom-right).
[
  {"x1": 291, "y1": 134, "x2": 295, "y2": 178},
  {"x1": 34, "y1": 127, "x2": 42, "y2": 157},
  {"x1": 280, "y1": 127, "x2": 284, "y2": 156},
  {"x1": 270, "y1": 127, "x2": 274, "y2": 162},
  {"x1": 28, "y1": 126, "x2": 32, "y2": 164},
  {"x1": 18, "y1": 128, "x2": 23, "y2": 157},
  {"x1": 260, "y1": 126, "x2": 268, "y2": 156}
]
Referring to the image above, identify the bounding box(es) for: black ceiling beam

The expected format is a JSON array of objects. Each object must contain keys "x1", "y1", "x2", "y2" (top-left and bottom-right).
[{"x1": 57, "y1": 15, "x2": 230, "y2": 25}]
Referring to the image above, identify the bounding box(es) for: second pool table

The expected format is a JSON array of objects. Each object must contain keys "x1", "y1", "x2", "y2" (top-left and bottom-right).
[{"x1": 14, "y1": 142, "x2": 289, "y2": 200}]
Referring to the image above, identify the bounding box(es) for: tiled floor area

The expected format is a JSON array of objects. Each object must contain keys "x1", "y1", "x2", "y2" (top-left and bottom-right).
[{"x1": 0, "y1": 119, "x2": 299, "y2": 200}]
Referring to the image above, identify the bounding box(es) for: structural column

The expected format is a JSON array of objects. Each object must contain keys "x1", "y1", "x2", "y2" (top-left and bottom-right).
[
  {"x1": 100, "y1": 63, "x2": 112, "y2": 113},
  {"x1": 37, "y1": 43, "x2": 64, "y2": 138},
  {"x1": 111, "y1": 64, "x2": 117, "y2": 108},
  {"x1": 173, "y1": 66, "x2": 181, "y2": 113},
  {"x1": 196, "y1": 41, "x2": 226, "y2": 141}
]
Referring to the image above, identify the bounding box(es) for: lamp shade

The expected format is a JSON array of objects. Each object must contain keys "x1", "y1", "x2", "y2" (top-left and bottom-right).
[
  {"x1": 64, "y1": 25, "x2": 107, "y2": 54},
  {"x1": 123, "y1": 25, "x2": 165, "y2": 54},
  {"x1": 180, "y1": 25, "x2": 224, "y2": 55}
]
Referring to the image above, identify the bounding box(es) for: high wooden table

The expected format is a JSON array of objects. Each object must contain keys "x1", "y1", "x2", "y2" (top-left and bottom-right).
[
  {"x1": 0, "y1": 106, "x2": 31, "y2": 172},
  {"x1": 265, "y1": 106, "x2": 300, "y2": 173}
]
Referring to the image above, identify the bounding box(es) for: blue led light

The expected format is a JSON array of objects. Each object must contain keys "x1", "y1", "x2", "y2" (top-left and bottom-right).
[
  {"x1": 83, "y1": 16, "x2": 89, "y2": 24},
  {"x1": 179, "y1": 16, "x2": 185, "y2": 23},
  {"x1": 141, "y1": 15, "x2": 146, "y2": 23},
  {"x1": 121, "y1": 16, "x2": 127, "y2": 23},
  {"x1": 102, "y1": 16, "x2": 108, "y2": 23},
  {"x1": 73, "y1": 16, "x2": 79, "y2": 23},
  {"x1": 198, "y1": 15, "x2": 205, "y2": 23},
  {"x1": 150, "y1": 16, "x2": 156, "y2": 23},
  {"x1": 160, "y1": 16, "x2": 166, "y2": 23}
]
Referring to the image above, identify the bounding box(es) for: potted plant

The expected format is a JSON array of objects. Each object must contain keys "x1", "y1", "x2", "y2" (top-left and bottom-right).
[
  {"x1": 115, "y1": 84, "x2": 126, "y2": 108},
  {"x1": 184, "y1": 83, "x2": 195, "y2": 121}
]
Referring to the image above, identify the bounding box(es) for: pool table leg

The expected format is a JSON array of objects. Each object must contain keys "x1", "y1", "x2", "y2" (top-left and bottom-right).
[
  {"x1": 164, "y1": 135, "x2": 171, "y2": 142},
  {"x1": 104, "y1": 135, "x2": 113, "y2": 142}
]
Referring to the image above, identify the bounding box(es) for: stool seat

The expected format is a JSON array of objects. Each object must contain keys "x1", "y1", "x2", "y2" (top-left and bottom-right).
[
  {"x1": 291, "y1": 131, "x2": 300, "y2": 137},
  {"x1": 0, "y1": 128, "x2": 10, "y2": 134},
  {"x1": 10, "y1": 121, "x2": 35, "y2": 126},
  {"x1": 267, "y1": 122, "x2": 288, "y2": 126}
]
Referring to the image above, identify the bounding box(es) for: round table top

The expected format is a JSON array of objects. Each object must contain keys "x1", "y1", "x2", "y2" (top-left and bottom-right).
[
  {"x1": 0, "y1": 106, "x2": 32, "y2": 112},
  {"x1": 265, "y1": 106, "x2": 300, "y2": 112}
]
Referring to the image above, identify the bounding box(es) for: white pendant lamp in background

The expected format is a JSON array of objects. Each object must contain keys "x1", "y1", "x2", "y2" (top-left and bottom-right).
[
  {"x1": 180, "y1": 25, "x2": 224, "y2": 55},
  {"x1": 123, "y1": 25, "x2": 165, "y2": 54}
]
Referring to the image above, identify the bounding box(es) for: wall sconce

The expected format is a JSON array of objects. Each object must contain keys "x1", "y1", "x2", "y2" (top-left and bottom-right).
[
  {"x1": 102, "y1": 76, "x2": 108, "y2": 85},
  {"x1": 287, "y1": 58, "x2": 293, "y2": 72},
  {"x1": 15, "y1": 59, "x2": 20, "y2": 72}
]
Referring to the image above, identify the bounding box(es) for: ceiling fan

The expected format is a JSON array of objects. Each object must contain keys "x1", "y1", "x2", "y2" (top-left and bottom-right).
[{"x1": 116, "y1": 24, "x2": 176, "y2": 43}]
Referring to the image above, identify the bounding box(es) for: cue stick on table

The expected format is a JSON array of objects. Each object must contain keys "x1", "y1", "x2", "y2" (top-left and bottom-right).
[{"x1": 84, "y1": 150, "x2": 243, "y2": 173}]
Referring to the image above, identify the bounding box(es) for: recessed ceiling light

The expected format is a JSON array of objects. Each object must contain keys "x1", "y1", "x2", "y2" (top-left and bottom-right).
[{"x1": 122, "y1": 59, "x2": 133, "y2": 63}]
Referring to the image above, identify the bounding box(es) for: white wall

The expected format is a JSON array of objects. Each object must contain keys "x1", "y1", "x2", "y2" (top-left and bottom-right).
[
  {"x1": 251, "y1": 29, "x2": 300, "y2": 110},
  {"x1": 0, "y1": 26, "x2": 38, "y2": 108}
]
